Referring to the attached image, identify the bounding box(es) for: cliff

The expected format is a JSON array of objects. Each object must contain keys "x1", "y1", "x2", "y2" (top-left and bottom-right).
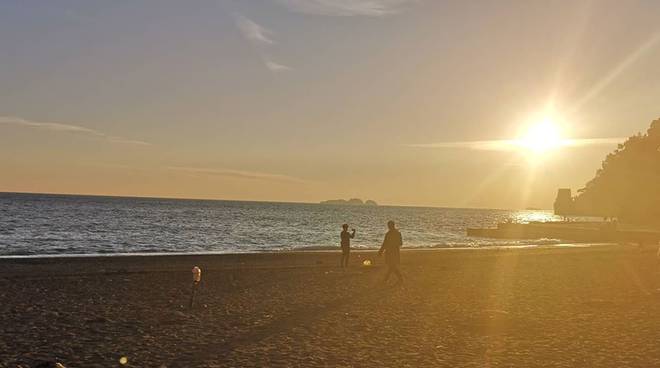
[{"x1": 555, "y1": 118, "x2": 660, "y2": 222}]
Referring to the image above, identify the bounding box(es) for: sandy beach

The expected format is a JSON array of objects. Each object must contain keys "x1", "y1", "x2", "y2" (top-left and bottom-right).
[{"x1": 3, "y1": 246, "x2": 660, "y2": 367}]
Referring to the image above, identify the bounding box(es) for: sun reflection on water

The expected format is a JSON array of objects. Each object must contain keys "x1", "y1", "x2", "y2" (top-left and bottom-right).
[{"x1": 511, "y1": 211, "x2": 559, "y2": 223}]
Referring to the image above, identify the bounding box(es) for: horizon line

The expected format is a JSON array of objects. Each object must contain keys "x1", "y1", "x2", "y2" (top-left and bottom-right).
[{"x1": 0, "y1": 190, "x2": 545, "y2": 212}]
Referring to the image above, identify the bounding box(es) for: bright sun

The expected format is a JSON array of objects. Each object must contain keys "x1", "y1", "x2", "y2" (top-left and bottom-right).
[{"x1": 516, "y1": 118, "x2": 564, "y2": 153}]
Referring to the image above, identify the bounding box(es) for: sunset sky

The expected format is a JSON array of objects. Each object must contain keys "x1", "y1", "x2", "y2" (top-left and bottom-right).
[{"x1": 1, "y1": 1, "x2": 660, "y2": 209}]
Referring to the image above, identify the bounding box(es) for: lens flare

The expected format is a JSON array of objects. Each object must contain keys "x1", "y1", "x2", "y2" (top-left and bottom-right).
[{"x1": 516, "y1": 118, "x2": 564, "y2": 153}]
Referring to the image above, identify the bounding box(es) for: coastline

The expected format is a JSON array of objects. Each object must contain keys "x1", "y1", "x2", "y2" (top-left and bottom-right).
[{"x1": 0, "y1": 242, "x2": 610, "y2": 260}]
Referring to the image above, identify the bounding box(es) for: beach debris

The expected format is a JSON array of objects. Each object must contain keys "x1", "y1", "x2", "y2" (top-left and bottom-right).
[
  {"x1": 189, "y1": 266, "x2": 202, "y2": 309},
  {"x1": 362, "y1": 259, "x2": 372, "y2": 266},
  {"x1": 192, "y1": 266, "x2": 202, "y2": 283},
  {"x1": 119, "y1": 356, "x2": 128, "y2": 365}
]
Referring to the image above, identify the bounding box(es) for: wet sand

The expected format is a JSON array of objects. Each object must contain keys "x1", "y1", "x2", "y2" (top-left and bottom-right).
[{"x1": 3, "y1": 246, "x2": 660, "y2": 367}]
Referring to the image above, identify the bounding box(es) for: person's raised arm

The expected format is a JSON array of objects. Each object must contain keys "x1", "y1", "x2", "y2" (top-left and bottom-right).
[{"x1": 350, "y1": 228, "x2": 356, "y2": 239}]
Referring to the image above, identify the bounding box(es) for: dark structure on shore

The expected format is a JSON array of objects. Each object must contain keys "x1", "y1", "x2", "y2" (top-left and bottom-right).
[
  {"x1": 553, "y1": 118, "x2": 660, "y2": 223},
  {"x1": 553, "y1": 188, "x2": 574, "y2": 218}
]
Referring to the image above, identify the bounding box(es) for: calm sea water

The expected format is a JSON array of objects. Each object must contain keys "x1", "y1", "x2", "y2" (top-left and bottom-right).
[{"x1": 0, "y1": 193, "x2": 567, "y2": 256}]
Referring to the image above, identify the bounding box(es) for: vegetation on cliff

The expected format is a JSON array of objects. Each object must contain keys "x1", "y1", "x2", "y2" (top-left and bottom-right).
[{"x1": 572, "y1": 118, "x2": 660, "y2": 222}]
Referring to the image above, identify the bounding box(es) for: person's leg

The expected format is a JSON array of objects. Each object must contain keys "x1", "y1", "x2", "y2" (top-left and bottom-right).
[
  {"x1": 393, "y1": 266, "x2": 403, "y2": 283},
  {"x1": 383, "y1": 266, "x2": 391, "y2": 282},
  {"x1": 344, "y1": 250, "x2": 350, "y2": 268},
  {"x1": 340, "y1": 252, "x2": 345, "y2": 268}
]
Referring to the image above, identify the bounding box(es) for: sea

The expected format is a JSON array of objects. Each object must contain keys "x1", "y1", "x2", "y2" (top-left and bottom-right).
[{"x1": 0, "y1": 192, "x2": 571, "y2": 257}]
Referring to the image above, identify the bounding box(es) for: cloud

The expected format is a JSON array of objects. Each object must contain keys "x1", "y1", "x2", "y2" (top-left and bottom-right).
[
  {"x1": 0, "y1": 116, "x2": 151, "y2": 146},
  {"x1": 409, "y1": 140, "x2": 517, "y2": 151},
  {"x1": 234, "y1": 14, "x2": 292, "y2": 72},
  {"x1": 167, "y1": 166, "x2": 308, "y2": 183},
  {"x1": 275, "y1": 0, "x2": 415, "y2": 17},
  {"x1": 235, "y1": 15, "x2": 274, "y2": 45},
  {"x1": 561, "y1": 138, "x2": 626, "y2": 147},
  {"x1": 408, "y1": 137, "x2": 625, "y2": 151},
  {"x1": 264, "y1": 59, "x2": 292, "y2": 72}
]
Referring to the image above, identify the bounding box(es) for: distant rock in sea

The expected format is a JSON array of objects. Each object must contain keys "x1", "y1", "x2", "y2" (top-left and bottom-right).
[{"x1": 320, "y1": 198, "x2": 378, "y2": 206}]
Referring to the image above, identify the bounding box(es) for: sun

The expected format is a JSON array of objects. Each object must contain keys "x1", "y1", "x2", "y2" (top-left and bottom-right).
[{"x1": 515, "y1": 117, "x2": 565, "y2": 153}]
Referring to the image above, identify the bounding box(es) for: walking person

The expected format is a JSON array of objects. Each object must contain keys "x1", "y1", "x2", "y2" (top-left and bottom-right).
[
  {"x1": 378, "y1": 220, "x2": 403, "y2": 284},
  {"x1": 340, "y1": 224, "x2": 356, "y2": 268}
]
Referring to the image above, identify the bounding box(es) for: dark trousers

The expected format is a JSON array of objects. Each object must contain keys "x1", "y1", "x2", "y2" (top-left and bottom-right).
[
  {"x1": 340, "y1": 247, "x2": 350, "y2": 268},
  {"x1": 384, "y1": 264, "x2": 403, "y2": 282}
]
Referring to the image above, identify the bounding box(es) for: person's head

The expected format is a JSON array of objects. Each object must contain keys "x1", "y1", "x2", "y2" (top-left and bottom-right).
[
  {"x1": 387, "y1": 220, "x2": 396, "y2": 230},
  {"x1": 342, "y1": 224, "x2": 349, "y2": 230}
]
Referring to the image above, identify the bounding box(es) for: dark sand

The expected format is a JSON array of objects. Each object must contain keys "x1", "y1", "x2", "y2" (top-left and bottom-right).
[{"x1": 3, "y1": 246, "x2": 660, "y2": 367}]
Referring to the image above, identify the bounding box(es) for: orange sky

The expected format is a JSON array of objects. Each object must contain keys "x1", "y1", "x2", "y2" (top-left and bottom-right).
[{"x1": 1, "y1": 1, "x2": 660, "y2": 208}]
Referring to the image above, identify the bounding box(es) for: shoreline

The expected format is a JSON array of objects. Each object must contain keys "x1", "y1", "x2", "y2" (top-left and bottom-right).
[{"x1": 0, "y1": 242, "x2": 613, "y2": 260}]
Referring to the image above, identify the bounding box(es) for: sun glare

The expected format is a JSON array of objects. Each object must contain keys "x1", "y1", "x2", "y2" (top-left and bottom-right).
[{"x1": 516, "y1": 118, "x2": 565, "y2": 154}]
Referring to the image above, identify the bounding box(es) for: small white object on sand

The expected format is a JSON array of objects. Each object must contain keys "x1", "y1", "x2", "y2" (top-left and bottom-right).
[{"x1": 192, "y1": 266, "x2": 202, "y2": 283}]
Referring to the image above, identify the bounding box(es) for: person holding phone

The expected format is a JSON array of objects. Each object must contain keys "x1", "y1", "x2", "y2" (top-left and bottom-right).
[{"x1": 340, "y1": 224, "x2": 356, "y2": 268}]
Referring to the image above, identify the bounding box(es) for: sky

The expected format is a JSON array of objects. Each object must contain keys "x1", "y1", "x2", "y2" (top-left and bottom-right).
[{"x1": 1, "y1": 0, "x2": 660, "y2": 209}]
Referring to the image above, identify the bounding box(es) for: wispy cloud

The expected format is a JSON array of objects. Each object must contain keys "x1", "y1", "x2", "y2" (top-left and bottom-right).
[
  {"x1": 0, "y1": 116, "x2": 151, "y2": 146},
  {"x1": 408, "y1": 137, "x2": 624, "y2": 151},
  {"x1": 234, "y1": 14, "x2": 292, "y2": 72},
  {"x1": 167, "y1": 166, "x2": 308, "y2": 183},
  {"x1": 235, "y1": 15, "x2": 274, "y2": 45},
  {"x1": 264, "y1": 60, "x2": 292, "y2": 72},
  {"x1": 409, "y1": 140, "x2": 518, "y2": 151},
  {"x1": 275, "y1": 0, "x2": 416, "y2": 17},
  {"x1": 561, "y1": 138, "x2": 626, "y2": 147}
]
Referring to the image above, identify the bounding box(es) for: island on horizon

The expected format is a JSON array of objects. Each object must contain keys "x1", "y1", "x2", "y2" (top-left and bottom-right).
[{"x1": 320, "y1": 198, "x2": 378, "y2": 206}]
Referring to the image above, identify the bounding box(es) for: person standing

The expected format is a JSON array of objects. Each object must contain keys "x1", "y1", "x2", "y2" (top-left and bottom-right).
[
  {"x1": 378, "y1": 220, "x2": 403, "y2": 284},
  {"x1": 340, "y1": 224, "x2": 356, "y2": 268}
]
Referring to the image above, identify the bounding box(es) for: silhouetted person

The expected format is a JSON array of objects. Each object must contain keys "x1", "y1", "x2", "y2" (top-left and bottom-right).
[
  {"x1": 340, "y1": 224, "x2": 356, "y2": 268},
  {"x1": 378, "y1": 220, "x2": 403, "y2": 284}
]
